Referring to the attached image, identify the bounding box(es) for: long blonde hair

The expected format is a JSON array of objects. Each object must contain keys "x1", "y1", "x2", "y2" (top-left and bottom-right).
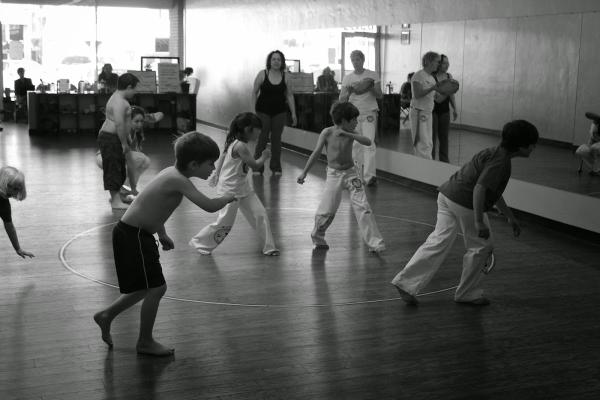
[{"x1": 0, "y1": 166, "x2": 27, "y2": 200}]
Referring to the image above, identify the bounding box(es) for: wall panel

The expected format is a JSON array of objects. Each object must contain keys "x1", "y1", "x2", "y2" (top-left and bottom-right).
[
  {"x1": 461, "y1": 18, "x2": 516, "y2": 130},
  {"x1": 513, "y1": 14, "x2": 580, "y2": 142},
  {"x1": 574, "y1": 12, "x2": 600, "y2": 144}
]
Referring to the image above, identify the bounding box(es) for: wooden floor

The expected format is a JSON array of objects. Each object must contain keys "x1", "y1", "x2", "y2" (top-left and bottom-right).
[
  {"x1": 1, "y1": 121, "x2": 599, "y2": 400},
  {"x1": 378, "y1": 120, "x2": 600, "y2": 197}
]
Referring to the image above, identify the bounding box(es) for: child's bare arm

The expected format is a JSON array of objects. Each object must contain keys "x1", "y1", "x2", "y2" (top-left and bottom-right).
[
  {"x1": 473, "y1": 184, "x2": 489, "y2": 239},
  {"x1": 178, "y1": 177, "x2": 236, "y2": 212},
  {"x1": 340, "y1": 131, "x2": 371, "y2": 146},
  {"x1": 495, "y1": 196, "x2": 520, "y2": 237},
  {"x1": 297, "y1": 129, "x2": 329, "y2": 184},
  {"x1": 3, "y1": 221, "x2": 34, "y2": 258},
  {"x1": 237, "y1": 142, "x2": 268, "y2": 170},
  {"x1": 156, "y1": 225, "x2": 175, "y2": 250},
  {"x1": 114, "y1": 102, "x2": 131, "y2": 152}
]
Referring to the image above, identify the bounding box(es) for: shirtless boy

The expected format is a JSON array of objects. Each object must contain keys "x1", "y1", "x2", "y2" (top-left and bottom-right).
[
  {"x1": 297, "y1": 101, "x2": 385, "y2": 253},
  {"x1": 94, "y1": 131, "x2": 236, "y2": 356}
]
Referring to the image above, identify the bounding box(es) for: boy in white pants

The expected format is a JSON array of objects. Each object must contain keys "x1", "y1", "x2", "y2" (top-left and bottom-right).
[
  {"x1": 391, "y1": 120, "x2": 539, "y2": 306},
  {"x1": 297, "y1": 101, "x2": 385, "y2": 253}
]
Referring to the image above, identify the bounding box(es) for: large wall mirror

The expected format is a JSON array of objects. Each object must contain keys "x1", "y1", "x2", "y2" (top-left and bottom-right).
[{"x1": 277, "y1": 19, "x2": 600, "y2": 199}]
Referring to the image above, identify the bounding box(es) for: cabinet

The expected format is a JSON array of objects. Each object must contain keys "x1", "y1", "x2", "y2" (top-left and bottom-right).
[{"x1": 28, "y1": 93, "x2": 196, "y2": 136}]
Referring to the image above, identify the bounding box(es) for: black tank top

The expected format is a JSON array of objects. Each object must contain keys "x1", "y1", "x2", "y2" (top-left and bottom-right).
[
  {"x1": 433, "y1": 74, "x2": 451, "y2": 114},
  {"x1": 255, "y1": 70, "x2": 288, "y2": 116}
]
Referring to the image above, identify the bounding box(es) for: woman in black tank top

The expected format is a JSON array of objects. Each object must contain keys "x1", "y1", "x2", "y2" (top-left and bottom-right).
[
  {"x1": 432, "y1": 54, "x2": 458, "y2": 163},
  {"x1": 251, "y1": 50, "x2": 297, "y2": 175}
]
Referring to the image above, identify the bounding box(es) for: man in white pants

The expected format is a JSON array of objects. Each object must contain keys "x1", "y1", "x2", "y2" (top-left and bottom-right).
[
  {"x1": 410, "y1": 51, "x2": 442, "y2": 159},
  {"x1": 339, "y1": 50, "x2": 382, "y2": 186}
]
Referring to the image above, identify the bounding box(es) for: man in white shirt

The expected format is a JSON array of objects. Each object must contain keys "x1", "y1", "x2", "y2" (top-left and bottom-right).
[
  {"x1": 410, "y1": 51, "x2": 442, "y2": 159},
  {"x1": 339, "y1": 50, "x2": 382, "y2": 186},
  {"x1": 183, "y1": 67, "x2": 200, "y2": 94}
]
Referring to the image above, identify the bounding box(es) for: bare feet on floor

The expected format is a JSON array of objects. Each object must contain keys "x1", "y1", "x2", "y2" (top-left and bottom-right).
[
  {"x1": 136, "y1": 340, "x2": 175, "y2": 357},
  {"x1": 111, "y1": 199, "x2": 129, "y2": 209},
  {"x1": 93, "y1": 312, "x2": 113, "y2": 348}
]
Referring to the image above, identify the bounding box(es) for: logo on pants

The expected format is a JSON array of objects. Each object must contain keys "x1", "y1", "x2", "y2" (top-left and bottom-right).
[
  {"x1": 213, "y1": 226, "x2": 231, "y2": 244},
  {"x1": 351, "y1": 178, "x2": 363, "y2": 189}
]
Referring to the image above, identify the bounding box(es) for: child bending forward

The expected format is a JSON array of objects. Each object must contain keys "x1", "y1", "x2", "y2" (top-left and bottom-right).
[
  {"x1": 297, "y1": 101, "x2": 385, "y2": 253},
  {"x1": 391, "y1": 120, "x2": 539, "y2": 306},
  {"x1": 94, "y1": 131, "x2": 235, "y2": 356},
  {"x1": 189, "y1": 112, "x2": 279, "y2": 256}
]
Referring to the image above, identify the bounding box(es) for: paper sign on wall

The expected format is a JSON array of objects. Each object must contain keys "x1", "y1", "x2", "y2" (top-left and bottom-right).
[{"x1": 157, "y1": 62, "x2": 181, "y2": 93}]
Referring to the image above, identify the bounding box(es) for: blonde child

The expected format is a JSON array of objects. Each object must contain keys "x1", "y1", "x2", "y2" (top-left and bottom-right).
[
  {"x1": 94, "y1": 132, "x2": 235, "y2": 356},
  {"x1": 189, "y1": 112, "x2": 279, "y2": 256},
  {"x1": 0, "y1": 166, "x2": 34, "y2": 259},
  {"x1": 297, "y1": 101, "x2": 385, "y2": 253}
]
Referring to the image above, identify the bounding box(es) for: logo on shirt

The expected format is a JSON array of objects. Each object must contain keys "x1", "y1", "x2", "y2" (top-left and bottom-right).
[{"x1": 367, "y1": 115, "x2": 375, "y2": 123}]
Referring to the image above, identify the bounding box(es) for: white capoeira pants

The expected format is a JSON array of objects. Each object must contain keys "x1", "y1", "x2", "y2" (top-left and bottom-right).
[
  {"x1": 575, "y1": 142, "x2": 600, "y2": 172},
  {"x1": 391, "y1": 193, "x2": 493, "y2": 302},
  {"x1": 352, "y1": 111, "x2": 378, "y2": 183},
  {"x1": 312, "y1": 166, "x2": 385, "y2": 251},
  {"x1": 189, "y1": 192, "x2": 278, "y2": 255},
  {"x1": 410, "y1": 107, "x2": 433, "y2": 160}
]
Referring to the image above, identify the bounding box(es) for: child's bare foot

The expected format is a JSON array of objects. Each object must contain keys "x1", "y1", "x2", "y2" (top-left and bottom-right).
[
  {"x1": 136, "y1": 340, "x2": 174, "y2": 357},
  {"x1": 111, "y1": 199, "x2": 129, "y2": 209},
  {"x1": 93, "y1": 312, "x2": 113, "y2": 347}
]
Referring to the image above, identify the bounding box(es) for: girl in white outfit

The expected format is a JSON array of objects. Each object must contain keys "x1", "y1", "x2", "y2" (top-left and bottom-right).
[{"x1": 189, "y1": 112, "x2": 279, "y2": 255}]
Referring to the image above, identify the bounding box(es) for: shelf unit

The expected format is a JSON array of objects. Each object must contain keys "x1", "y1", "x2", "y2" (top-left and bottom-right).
[{"x1": 28, "y1": 92, "x2": 196, "y2": 136}]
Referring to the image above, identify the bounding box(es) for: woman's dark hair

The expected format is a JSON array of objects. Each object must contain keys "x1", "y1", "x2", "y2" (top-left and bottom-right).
[
  {"x1": 500, "y1": 120, "x2": 539, "y2": 152},
  {"x1": 330, "y1": 101, "x2": 359, "y2": 125},
  {"x1": 117, "y1": 73, "x2": 139, "y2": 90},
  {"x1": 224, "y1": 112, "x2": 262, "y2": 153},
  {"x1": 174, "y1": 131, "x2": 220, "y2": 171},
  {"x1": 266, "y1": 50, "x2": 287, "y2": 71},
  {"x1": 130, "y1": 106, "x2": 146, "y2": 148},
  {"x1": 435, "y1": 54, "x2": 448, "y2": 74}
]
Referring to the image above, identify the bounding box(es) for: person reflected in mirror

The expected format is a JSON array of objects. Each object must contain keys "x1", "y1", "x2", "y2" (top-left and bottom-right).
[
  {"x1": 432, "y1": 55, "x2": 459, "y2": 163},
  {"x1": 297, "y1": 101, "x2": 385, "y2": 253},
  {"x1": 339, "y1": 50, "x2": 382, "y2": 187},
  {"x1": 252, "y1": 50, "x2": 297, "y2": 176},
  {"x1": 98, "y1": 63, "x2": 119, "y2": 94},
  {"x1": 14, "y1": 68, "x2": 35, "y2": 121},
  {"x1": 399, "y1": 72, "x2": 414, "y2": 124},
  {"x1": 182, "y1": 67, "x2": 200, "y2": 94},
  {"x1": 391, "y1": 120, "x2": 539, "y2": 306},
  {"x1": 410, "y1": 51, "x2": 442, "y2": 159},
  {"x1": 316, "y1": 67, "x2": 339, "y2": 93},
  {"x1": 0, "y1": 166, "x2": 34, "y2": 259},
  {"x1": 575, "y1": 112, "x2": 600, "y2": 176}
]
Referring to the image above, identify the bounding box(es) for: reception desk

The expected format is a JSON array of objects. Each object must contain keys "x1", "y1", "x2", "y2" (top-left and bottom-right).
[
  {"x1": 27, "y1": 92, "x2": 196, "y2": 135},
  {"x1": 294, "y1": 92, "x2": 400, "y2": 136}
]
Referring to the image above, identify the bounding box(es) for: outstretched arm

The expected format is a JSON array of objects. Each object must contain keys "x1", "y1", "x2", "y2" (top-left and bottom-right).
[
  {"x1": 237, "y1": 142, "x2": 269, "y2": 170},
  {"x1": 297, "y1": 130, "x2": 329, "y2": 184},
  {"x1": 340, "y1": 130, "x2": 371, "y2": 146},
  {"x1": 4, "y1": 221, "x2": 34, "y2": 258},
  {"x1": 178, "y1": 178, "x2": 236, "y2": 212}
]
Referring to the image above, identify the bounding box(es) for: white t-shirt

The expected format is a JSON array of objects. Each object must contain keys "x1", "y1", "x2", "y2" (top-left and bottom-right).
[
  {"x1": 185, "y1": 76, "x2": 200, "y2": 94},
  {"x1": 216, "y1": 140, "x2": 251, "y2": 197},
  {"x1": 341, "y1": 69, "x2": 380, "y2": 114},
  {"x1": 411, "y1": 69, "x2": 436, "y2": 113}
]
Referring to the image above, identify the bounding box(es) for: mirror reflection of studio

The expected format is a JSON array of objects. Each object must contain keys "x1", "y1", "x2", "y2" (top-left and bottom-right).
[{"x1": 0, "y1": 1, "x2": 599, "y2": 399}]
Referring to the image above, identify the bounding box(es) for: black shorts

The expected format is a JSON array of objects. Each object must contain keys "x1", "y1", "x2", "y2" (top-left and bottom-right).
[
  {"x1": 113, "y1": 221, "x2": 165, "y2": 294},
  {"x1": 98, "y1": 131, "x2": 126, "y2": 191}
]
